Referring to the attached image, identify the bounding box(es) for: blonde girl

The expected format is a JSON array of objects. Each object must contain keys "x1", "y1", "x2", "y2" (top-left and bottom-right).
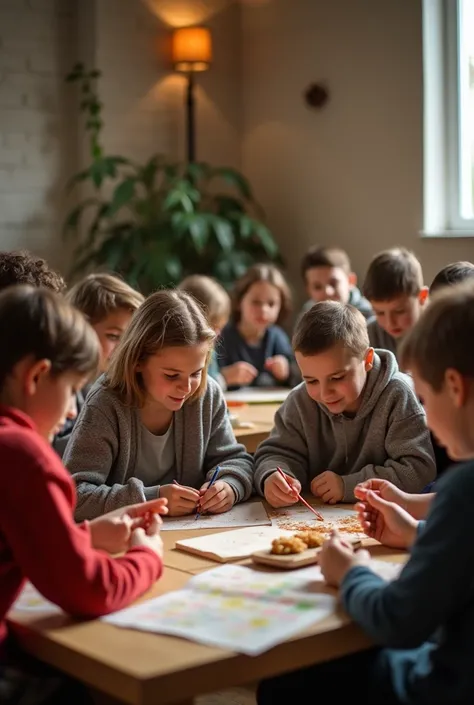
[
  {"x1": 64, "y1": 290, "x2": 254, "y2": 521},
  {"x1": 218, "y1": 263, "x2": 298, "y2": 388}
]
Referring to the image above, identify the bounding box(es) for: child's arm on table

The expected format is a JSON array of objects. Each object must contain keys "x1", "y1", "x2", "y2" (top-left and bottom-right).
[
  {"x1": 254, "y1": 396, "x2": 309, "y2": 507},
  {"x1": 2, "y1": 448, "x2": 163, "y2": 617}
]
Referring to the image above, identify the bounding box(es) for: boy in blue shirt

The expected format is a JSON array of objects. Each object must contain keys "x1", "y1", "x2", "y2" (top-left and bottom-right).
[{"x1": 257, "y1": 281, "x2": 474, "y2": 705}]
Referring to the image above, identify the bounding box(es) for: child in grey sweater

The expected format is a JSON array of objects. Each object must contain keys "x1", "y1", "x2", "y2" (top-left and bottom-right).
[
  {"x1": 63, "y1": 290, "x2": 254, "y2": 522},
  {"x1": 254, "y1": 301, "x2": 435, "y2": 506}
]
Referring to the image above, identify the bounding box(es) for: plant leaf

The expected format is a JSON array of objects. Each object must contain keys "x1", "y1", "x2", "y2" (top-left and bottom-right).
[
  {"x1": 105, "y1": 178, "x2": 136, "y2": 218},
  {"x1": 210, "y1": 167, "x2": 253, "y2": 201},
  {"x1": 209, "y1": 216, "x2": 234, "y2": 251},
  {"x1": 62, "y1": 198, "x2": 99, "y2": 239},
  {"x1": 255, "y1": 223, "x2": 279, "y2": 257}
]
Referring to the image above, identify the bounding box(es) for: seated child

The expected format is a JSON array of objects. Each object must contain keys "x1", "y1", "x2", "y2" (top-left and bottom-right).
[
  {"x1": 54, "y1": 273, "x2": 144, "y2": 456},
  {"x1": 177, "y1": 274, "x2": 231, "y2": 389},
  {"x1": 363, "y1": 247, "x2": 429, "y2": 360},
  {"x1": 254, "y1": 301, "x2": 435, "y2": 505},
  {"x1": 257, "y1": 280, "x2": 474, "y2": 705},
  {"x1": 63, "y1": 289, "x2": 254, "y2": 521},
  {"x1": 0, "y1": 285, "x2": 166, "y2": 705},
  {"x1": 300, "y1": 245, "x2": 373, "y2": 320},
  {"x1": 0, "y1": 249, "x2": 65, "y2": 292},
  {"x1": 430, "y1": 260, "x2": 474, "y2": 293},
  {"x1": 218, "y1": 263, "x2": 298, "y2": 388}
]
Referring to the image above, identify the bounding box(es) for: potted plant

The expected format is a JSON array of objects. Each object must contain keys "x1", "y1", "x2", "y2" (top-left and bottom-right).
[{"x1": 63, "y1": 63, "x2": 282, "y2": 291}]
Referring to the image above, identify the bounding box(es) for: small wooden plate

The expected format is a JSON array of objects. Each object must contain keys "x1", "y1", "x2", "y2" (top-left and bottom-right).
[{"x1": 251, "y1": 539, "x2": 362, "y2": 571}]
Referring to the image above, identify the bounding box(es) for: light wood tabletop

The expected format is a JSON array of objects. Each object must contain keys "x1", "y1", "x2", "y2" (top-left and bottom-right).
[
  {"x1": 8, "y1": 503, "x2": 408, "y2": 705},
  {"x1": 230, "y1": 403, "x2": 280, "y2": 452}
]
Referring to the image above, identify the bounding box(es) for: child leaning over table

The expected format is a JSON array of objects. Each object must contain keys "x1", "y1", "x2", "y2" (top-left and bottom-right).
[
  {"x1": 64, "y1": 289, "x2": 254, "y2": 522},
  {"x1": 0, "y1": 286, "x2": 167, "y2": 705},
  {"x1": 254, "y1": 301, "x2": 435, "y2": 506},
  {"x1": 258, "y1": 280, "x2": 474, "y2": 705}
]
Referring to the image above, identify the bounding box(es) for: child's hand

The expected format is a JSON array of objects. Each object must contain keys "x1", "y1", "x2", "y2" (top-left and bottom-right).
[
  {"x1": 198, "y1": 480, "x2": 235, "y2": 514},
  {"x1": 310, "y1": 471, "x2": 344, "y2": 504},
  {"x1": 356, "y1": 490, "x2": 418, "y2": 549},
  {"x1": 88, "y1": 498, "x2": 168, "y2": 554},
  {"x1": 355, "y1": 479, "x2": 409, "y2": 510},
  {"x1": 264, "y1": 355, "x2": 289, "y2": 382},
  {"x1": 130, "y1": 527, "x2": 164, "y2": 560},
  {"x1": 159, "y1": 484, "x2": 200, "y2": 516},
  {"x1": 221, "y1": 362, "x2": 258, "y2": 387},
  {"x1": 319, "y1": 530, "x2": 371, "y2": 587},
  {"x1": 264, "y1": 470, "x2": 301, "y2": 508}
]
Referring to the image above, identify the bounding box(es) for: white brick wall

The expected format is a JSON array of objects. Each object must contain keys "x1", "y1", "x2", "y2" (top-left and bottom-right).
[{"x1": 0, "y1": 0, "x2": 78, "y2": 274}]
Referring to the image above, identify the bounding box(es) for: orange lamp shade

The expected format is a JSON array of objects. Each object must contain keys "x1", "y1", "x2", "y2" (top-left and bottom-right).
[{"x1": 172, "y1": 26, "x2": 212, "y2": 72}]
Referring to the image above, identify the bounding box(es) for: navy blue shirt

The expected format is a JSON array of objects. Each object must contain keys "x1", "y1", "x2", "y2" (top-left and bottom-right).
[
  {"x1": 217, "y1": 322, "x2": 299, "y2": 388},
  {"x1": 341, "y1": 461, "x2": 474, "y2": 705}
]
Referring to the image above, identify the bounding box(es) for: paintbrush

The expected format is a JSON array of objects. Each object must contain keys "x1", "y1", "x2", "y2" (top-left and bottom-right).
[{"x1": 276, "y1": 467, "x2": 324, "y2": 522}]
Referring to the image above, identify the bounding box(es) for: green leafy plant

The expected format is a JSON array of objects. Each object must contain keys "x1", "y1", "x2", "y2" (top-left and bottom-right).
[{"x1": 63, "y1": 63, "x2": 282, "y2": 291}]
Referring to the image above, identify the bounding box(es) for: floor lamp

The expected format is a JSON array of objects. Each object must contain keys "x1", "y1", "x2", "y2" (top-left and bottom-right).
[{"x1": 172, "y1": 26, "x2": 212, "y2": 163}]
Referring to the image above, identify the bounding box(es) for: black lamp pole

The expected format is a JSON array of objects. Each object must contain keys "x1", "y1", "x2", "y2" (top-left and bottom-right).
[{"x1": 186, "y1": 72, "x2": 195, "y2": 163}]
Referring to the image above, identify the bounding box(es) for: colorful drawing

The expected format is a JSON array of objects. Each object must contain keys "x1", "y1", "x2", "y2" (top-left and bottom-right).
[
  {"x1": 269, "y1": 505, "x2": 366, "y2": 539},
  {"x1": 103, "y1": 564, "x2": 336, "y2": 655}
]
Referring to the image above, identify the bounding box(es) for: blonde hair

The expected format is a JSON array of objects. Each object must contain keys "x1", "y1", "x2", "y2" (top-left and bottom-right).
[
  {"x1": 106, "y1": 289, "x2": 216, "y2": 406},
  {"x1": 293, "y1": 301, "x2": 369, "y2": 358},
  {"x1": 232, "y1": 263, "x2": 292, "y2": 325},
  {"x1": 66, "y1": 273, "x2": 144, "y2": 323},
  {"x1": 400, "y1": 281, "x2": 474, "y2": 391},
  {"x1": 363, "y1": 247, "x2": 423, "y2": 302},
  {"x1": 177, "y1": 275, "x2": 230, "y2": 327}
]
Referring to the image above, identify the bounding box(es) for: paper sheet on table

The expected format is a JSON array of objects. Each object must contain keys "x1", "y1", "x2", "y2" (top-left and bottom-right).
[
  {"x1": 160, "y1": 500, "x2": 271, "y2": 531},
  {"x1": 269, "y1": 504, "x2": 367, "y2": 539},
  {"x1": 175, "y1": 525, "x2": 294, "y2": 561},
  {"x1": 225, "y1": 387, "x2": 291, "y2": 404},
  {"x1": 103, "y1": 564, "x2": 336, "y2": 655},
  {"x1": 11, "y1": 582, "x2": 62, "y2": 614}
]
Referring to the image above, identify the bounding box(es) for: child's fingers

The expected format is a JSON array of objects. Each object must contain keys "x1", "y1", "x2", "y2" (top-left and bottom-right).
[
  {"x1": 177, "y1": 486, "x2": 201, "y2": 502},
  {"x1": 199, "y1": 487, "x2": 224, "y2": 512},
  {"x1": 204, "y1": 494, "x2": 231, "y2": 514},
  {"x1": 145, "y1": 513, "x2": 162, "y2": 535}
]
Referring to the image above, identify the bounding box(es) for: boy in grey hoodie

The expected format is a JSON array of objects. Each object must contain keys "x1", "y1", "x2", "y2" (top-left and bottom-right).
[{"x1": 254, "y1": 301, "x2": 435, "y2": 506}]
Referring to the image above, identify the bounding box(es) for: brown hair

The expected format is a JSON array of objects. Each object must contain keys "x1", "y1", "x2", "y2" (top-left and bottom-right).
[
  {"x1": 177, "y1": 274, "x2": 230, "y2": 327},
  {"x1": 363, "y1": 247, "x2": 423, "y2": 301},
  {"x1": 231, "y1": 263, "x2": 292, "y2": 324},
  {"x1": 399, "y1": 281, "x2": 474, "y2": 391},
  {"x1": 66, "y1": 273, "x2": 144, "y2": 323},
  {"x1": 0, "y1": 250, "x2": 65, "y2": 293},
  {"x1": 106, "y1": 289, "x2": 216, "y2": 406},
  {"x1": 301, "y1": 246, "x2": 352, "y2": 279},
  {"x1": 293, "y1": 301, "x2": 369, "y2": 357},
  {"x1": 0, "y1": 285, "x2": 99, "y2": 390},
  {"x1": 429, "y1": 261, "x2": 474, "y2": 294}
]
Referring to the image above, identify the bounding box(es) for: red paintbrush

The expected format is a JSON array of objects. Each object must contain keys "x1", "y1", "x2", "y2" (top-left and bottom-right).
[{"x1": 276, "y1": 467, "x2": 324, "y2": 522}]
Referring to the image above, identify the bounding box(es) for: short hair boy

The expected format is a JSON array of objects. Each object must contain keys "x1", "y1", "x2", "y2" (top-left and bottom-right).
[
  {"x1": 0, "y1": 249, "x2": 65, "y2": 292},
  {"x1": 254, "y1": 301, "x2": 435, "y2": 505},
  {"x1": 430, "y1": 260, "x2": 474, "y2": 294},
  {"x1": 54, "y1": 273, "x2": 144, "y2": 456},
  {"x1": 363, "y1": 247, "x2": 428, "y2": 359},
  {"x1": 300, "y1": 245, "x2": 373, "y2": 320},
  {"x1": 177, "y1": 274, "x2": 231, "y2": 389}
]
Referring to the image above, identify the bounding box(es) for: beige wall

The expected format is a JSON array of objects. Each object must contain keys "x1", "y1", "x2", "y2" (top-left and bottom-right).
[
  {"x1": 0, "y1": 0, "x2": 78, "y2": 272},
  {"x1": 241, "y1": 0, "x2": 474, "y2": 308},
  {"x1": 1, "y1": 0, "x2": 473, "y2": 292}
]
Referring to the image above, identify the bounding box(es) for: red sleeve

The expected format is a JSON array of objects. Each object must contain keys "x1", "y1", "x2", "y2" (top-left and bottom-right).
[{"x1": 0, "y1": 432, "x2": 162, "y2": 618}]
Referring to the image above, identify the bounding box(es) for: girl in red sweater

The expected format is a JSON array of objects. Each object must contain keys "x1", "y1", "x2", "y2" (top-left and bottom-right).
[{"x1": 0, "y1": 285, "x2": 167, "y2": 704}]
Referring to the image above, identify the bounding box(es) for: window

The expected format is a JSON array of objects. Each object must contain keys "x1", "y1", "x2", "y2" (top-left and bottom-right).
[{"x1": 423, "y1": 0, "x2": 474, "y2": 235}]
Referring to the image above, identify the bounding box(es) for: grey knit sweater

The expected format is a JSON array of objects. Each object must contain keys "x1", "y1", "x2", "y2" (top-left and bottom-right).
[
  {"x1": 63, "y1": 376, "x2": 255, "y2": 521},
  {"x1": 254, "y1": 350, "x2": 435, "y2": 501}
]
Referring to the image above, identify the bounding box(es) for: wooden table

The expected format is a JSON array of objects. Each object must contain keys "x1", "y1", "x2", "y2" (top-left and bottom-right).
[
  {"x1": 8, "y1": 512, "x2": 407, "y2": 705},
  {"x1": 231, "y1": 403, "x2": 280, "y2": 452}
]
